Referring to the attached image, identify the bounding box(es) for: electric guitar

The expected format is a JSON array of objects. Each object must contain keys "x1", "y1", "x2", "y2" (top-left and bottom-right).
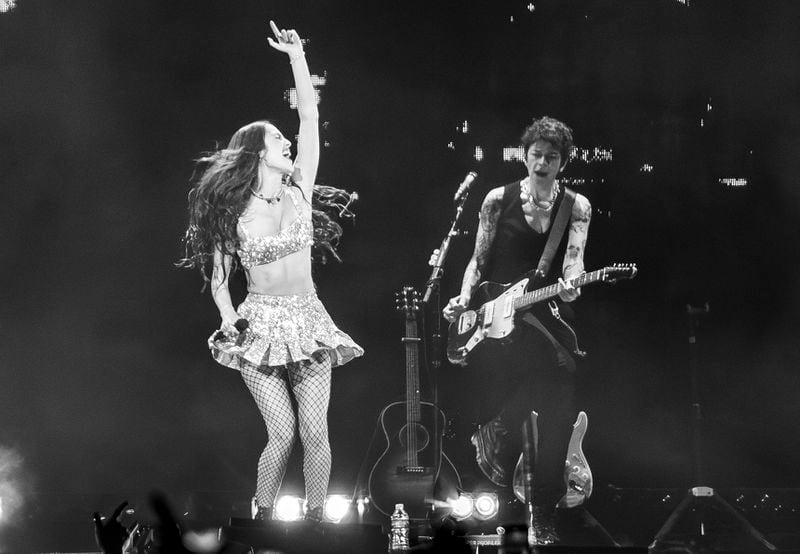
[
  {"x1": 367, "y1": 287, "x2": 461, "y2": 518},
  {"x1": 512, "y1": 411, "x2": 593, "y2": 508},
  {"x1": 447, "y1": 264, "x2": 637, "y2": 365}
]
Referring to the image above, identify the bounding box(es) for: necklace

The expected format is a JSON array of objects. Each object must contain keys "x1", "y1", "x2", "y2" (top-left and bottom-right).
[
  {"x1": 251, "y1": 185, "x2": 285, "y2": 205},
  {"x1": 521, "y1": 178, "x2": 560, "y2": 212}
]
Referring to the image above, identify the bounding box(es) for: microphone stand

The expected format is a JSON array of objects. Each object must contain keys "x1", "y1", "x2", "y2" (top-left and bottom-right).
[
  {"x1": 421, "y1": 191, "x2": 470, "y2": 491},
  {"x1": 650, "y1": 303, "x2": 776, "y2": 552}
]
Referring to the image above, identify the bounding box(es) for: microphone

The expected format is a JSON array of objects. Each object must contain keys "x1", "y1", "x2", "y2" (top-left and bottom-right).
[
  {"x1": 339, "y1": 191, "x2": 359, "y2": 217},
  {"x1": 233, "y1": 318, "x2": 249, "y2": 346},
  {"x1": 214, "y1": 318, "x2": 249, "y2": 347},
  {"x1": 453, "y1": 171, "x2": 478, "y2": 203}
]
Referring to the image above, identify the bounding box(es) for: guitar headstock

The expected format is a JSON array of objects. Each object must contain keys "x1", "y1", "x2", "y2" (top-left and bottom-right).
[
  {"x1": 395, "y1": 286, "x2": 421, "y2": 319},
  {"x1": 601, "y1": 263, "x2": 638, "y2": 283}
]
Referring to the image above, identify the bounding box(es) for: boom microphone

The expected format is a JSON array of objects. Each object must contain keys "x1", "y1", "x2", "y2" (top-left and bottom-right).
[{"x1": 453, "y1": 171, "x2": 477, "y2": 203}]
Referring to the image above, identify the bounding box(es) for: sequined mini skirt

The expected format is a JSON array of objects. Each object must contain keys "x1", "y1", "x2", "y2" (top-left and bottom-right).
[{"x1": 209, "y1": 291, "x2": 363, "y2": 370}]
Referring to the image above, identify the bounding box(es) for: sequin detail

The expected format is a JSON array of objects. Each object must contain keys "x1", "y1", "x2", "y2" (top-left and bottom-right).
[
  {"x1": 237, "y1": 188, "x2": 314, "y2": 269},
  {"x1": 209, "y1": 291, "x2": 364, "y2": 369}
]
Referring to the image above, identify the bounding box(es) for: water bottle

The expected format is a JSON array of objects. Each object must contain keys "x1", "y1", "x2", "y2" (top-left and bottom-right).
[{"x1": 389, "y1": 503, "x2": 410, "y2": 551}]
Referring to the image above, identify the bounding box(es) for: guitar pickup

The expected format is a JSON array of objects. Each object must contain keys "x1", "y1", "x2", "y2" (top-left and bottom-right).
[
  {"x1": 568, "y1": 480, "x2": 585, "y2": 493},
  {"x1": 503, "y1": 296, "x2": 514, "y2": 318},
  {"x1": 483, "y1": 303, "x2": 494, "y2": 327}
]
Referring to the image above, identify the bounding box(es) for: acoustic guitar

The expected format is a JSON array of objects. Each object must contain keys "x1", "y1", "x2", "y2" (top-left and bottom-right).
[{"x1": 367, "y1": 287, "x2": 461, "y2": 518}]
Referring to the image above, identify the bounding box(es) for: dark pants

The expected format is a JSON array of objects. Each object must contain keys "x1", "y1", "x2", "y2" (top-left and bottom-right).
[{"x1": 469, "y1": 317, "x2": 577, "y2": 509}]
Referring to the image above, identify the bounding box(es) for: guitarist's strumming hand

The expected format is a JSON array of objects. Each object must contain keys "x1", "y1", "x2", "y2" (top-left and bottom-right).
[
  {"x1": 557, "y1": 276, "x2": 581, "y2": 302},
  {"x1": 443, "y1": 294, "x2": 469, "y2": 323}
]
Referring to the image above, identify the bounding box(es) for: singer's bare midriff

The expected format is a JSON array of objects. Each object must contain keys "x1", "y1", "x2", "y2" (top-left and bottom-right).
[{"x1": 245, "y1": 248, "x2": 315, "y2": 295}]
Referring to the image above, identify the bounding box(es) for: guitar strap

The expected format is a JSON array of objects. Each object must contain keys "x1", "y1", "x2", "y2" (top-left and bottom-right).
[
  {"x1": 526, "y1": 186, "x2": 579, "y2": 371},
  {"x1": 521, "y1": 312, "x2": 577, "y2": 372},
  {"x1": 535, "y1": 186, "x2": 576, "y2": 280}
]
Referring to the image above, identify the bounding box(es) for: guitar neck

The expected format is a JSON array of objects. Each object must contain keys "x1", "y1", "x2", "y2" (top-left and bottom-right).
[
  {"x1": 512, "y1": 268, "x2": 607, "y2": 312},
  {"x1": 403, "y1": 319, "x2": 422, "y2": 467}
]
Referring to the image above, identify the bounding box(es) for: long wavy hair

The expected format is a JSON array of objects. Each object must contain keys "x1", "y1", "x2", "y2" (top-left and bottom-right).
[{"x1": 177, "y1": 120, "x2": 356, "y2": 288}]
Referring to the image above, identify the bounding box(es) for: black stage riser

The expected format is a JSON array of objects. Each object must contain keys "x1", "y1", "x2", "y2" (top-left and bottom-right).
[{"x1": 222, "y1": 519, "x2": 386, "y2": 553}]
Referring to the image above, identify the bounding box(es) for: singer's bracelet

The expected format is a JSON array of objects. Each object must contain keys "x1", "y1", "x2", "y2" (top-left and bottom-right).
[{"x1": 289, "y1": 51, "x2": 306, "y2": 64}]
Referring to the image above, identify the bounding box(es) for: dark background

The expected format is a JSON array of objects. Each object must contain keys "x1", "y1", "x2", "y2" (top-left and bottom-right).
[{"x1": 1, "y1": 0, "x2": 799, "y2": 548}]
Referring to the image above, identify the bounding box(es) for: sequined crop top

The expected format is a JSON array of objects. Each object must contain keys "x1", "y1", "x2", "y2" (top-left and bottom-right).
[{"x1": 237, "y1": 187, "x2": 314, "y2": 269}]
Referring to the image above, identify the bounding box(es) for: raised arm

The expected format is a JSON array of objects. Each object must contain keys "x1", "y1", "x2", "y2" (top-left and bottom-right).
[
  {"x1": 558, "y1": 192, "x2": 591, "y2": 301},
  {"x1": 268, "y1": 20, "x2": 319, "y2": 196},
  {"x1": 443, "y1": 187, "x2": 503, "y2": 321}
]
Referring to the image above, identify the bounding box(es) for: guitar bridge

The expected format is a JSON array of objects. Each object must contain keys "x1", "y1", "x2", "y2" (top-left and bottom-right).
[
  {"x1": 397, "y1": 466, "x2": 433, "y2": 476},
  {"x1": 458, "y1": 311, "x2": 477, "y2": 334}
]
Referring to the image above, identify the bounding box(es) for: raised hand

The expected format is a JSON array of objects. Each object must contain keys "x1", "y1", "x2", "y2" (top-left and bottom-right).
[
  {"x1": 92, "y1": 501, "x2": 130, "y2": 554},
  {"x1": 267, "y1": 20, "x2": 304, "y2": 59}
]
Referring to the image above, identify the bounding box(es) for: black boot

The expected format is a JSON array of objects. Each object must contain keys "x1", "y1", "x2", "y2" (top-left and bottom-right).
[
  {"x1": 254, "y1": 506, "x2": 272, "y2": 521},
  {"x1": 471, "y1": 416, "x2": 510, "y2": 486},
  {"x1": 304, "y1": 506, "x2": 324, "y2": 524}
]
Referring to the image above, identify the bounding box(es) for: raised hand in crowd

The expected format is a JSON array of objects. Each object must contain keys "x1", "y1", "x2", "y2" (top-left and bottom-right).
[{"x1": 92, "y1": 501, "x2": 131, "y2": 554}]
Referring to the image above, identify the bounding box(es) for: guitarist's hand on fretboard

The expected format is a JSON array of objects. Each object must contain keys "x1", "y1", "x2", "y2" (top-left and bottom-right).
[{"x1": 557, "y1": 277, "x2": 580, "y2": 302}]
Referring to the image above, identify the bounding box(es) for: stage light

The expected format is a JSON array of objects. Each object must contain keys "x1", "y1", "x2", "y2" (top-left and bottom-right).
[
  {"x1": 323, "y1": 495, "x2": 351, "y2": 523},
  {"x1": 450, "y1": 493, "x2": 474, "y2": 521},
  {"x1": 0, "y1": 1, "x2": 16, "y2": 14},
  {"x1": 356, "y1": 496, "x2": 368, "y2": 521},
  {"x1": 473, "y1": 492, "x2": 499, "y2": 520},
  {"x1": 0, "y1": 445, "x2": 24, "y2": 526},
  {"x1": 182, "y1": 528, "x2": 222, "y2": 552},
  {"x1": 274, "y1": 495, "x2": 305, "y2": 521}
]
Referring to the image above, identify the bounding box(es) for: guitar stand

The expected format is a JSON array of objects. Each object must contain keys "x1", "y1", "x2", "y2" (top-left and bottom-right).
[
  {"x1": 650, "y1": 303, "x2": 776, "y2": 552},
  {"x1": 521, "y1": 411, "x2": 541, "y2": 546}
]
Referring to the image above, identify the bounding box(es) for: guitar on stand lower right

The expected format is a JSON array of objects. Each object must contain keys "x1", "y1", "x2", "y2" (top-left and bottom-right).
[{"x1": 512, "y1": 410, "x2": 593, "y2": 509}]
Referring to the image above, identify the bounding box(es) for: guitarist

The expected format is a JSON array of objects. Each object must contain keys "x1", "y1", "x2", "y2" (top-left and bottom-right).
[{"x1": 443, "y1": 116, "x2": 591, "y2": 541}]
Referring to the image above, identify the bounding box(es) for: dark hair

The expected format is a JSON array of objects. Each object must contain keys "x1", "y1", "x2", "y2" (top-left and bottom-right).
[
  {"x1": 521, "y1": 116, "x2": 574, "y2": 165},
  {"x1": 177, "y1": 121, "x2": 355, "y2": 288}
]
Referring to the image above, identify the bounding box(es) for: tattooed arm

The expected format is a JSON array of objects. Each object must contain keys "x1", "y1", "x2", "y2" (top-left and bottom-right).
[
  {"x1": 443, "y1": 187, "x2": 503, "y2": 322},
  {"x1": 558, "y1": 192, "x2": 591, "y2": 302}
]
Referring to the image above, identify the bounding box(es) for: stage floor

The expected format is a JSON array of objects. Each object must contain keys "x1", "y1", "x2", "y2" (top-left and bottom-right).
[{"x1": 2, "y1": 487, "x2": 799, "y2": 552}]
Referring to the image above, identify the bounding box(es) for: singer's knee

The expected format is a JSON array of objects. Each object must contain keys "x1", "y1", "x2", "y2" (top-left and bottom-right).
[
  {"x1": 267, "y1": 425, "x2": 296, "y2": 453},
  {"x1": 299, "y1": 425, "x2": 329, "y2": 453}
]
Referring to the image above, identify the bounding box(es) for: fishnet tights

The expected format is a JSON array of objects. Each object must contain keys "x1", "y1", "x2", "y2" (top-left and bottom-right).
[{"x1": 241, "y1": 350, "x2": 332, "y2": 510}]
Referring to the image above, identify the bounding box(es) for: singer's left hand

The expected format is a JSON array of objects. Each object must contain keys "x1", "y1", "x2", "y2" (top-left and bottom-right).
[
  {"x1": 557, "y1": 277, "x2": 581, "y2": 302},
  {"x1": 267, "y1": 20, "x2": 304, "y2": 58},
  {"x1": 428, "y1": 249, "x2": 440, "y2": 267}
]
